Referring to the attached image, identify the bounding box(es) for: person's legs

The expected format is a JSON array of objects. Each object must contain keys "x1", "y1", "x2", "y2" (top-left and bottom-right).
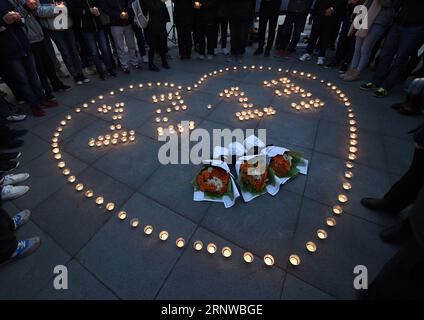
[
  {"x1": 350, "y1": 36, "x2": 364, "y2": 69},
  {"x1": 371, "y1": 24, "x2": 402, "y2": 86},
  {"x1": 256, "y1": 11, "x2": 268, "y2": 50},
  {"x1": 384, "y1": 148, "x2": 424, "y2": 211},
  {"x1": 49, "y1": 30, "x2": 77, "y2": 77},
  {"x1": 0, "y1": 206, "x2": 17, "y2": 264},
  {"x1": 220, "y1": 17, "x2": 228, "y2": 49},
  {"x1": 305, "y1": 16, "x2": 323, "y2": 54},
  {"x1": 278, "y1": 13, "x2": 295, "y2": 51},
  {"x1": 357, "y1": 24, "x2": 386, "y2": 71},
  {"x1": 206, "y1": 23, "x2": 218, "y2": 55},
  {"x1": 363, "y1": 237, "x2": 424, "y2": 300},
  {"x1": 110, "y1": 26, "x2": 129, "y2": 69},
  {"x1": 82, "y1": 32, "x2": 105, "y2": 74},
  {"x1": 317, "y1": 18, "x2": 333, "y2": 57},
  {"x1": 265, "y1": 13, "x2": 279, "y2": 53},
  {"x1": 122, "y1": 25, "x2": 139, "y2": 67},
  {"x1": 96, "y1": 29, "x2": 115, "y2": 72},
  {"x1": 31, "y1": 41, "x2": 54, "y2": 99},
  {"x1": 197, "y1": 23, "x2": 207, "y2": 56},
  {"x1": 288, "y1": 13, "x2": 307, "y2": 52},
  {"x1": 133, "y1": 25, "x2": 147, "y2": 57},
  {"x1": 38, "y1": 39, "x2": 66, "y2": 89},
  {"x1": 380, "y1": 25, "x2": 424, "y2": 91}
]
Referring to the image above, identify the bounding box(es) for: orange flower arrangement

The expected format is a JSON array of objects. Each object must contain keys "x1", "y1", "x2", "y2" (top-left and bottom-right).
[
  {"x1": 196, "y1": 166, "x2": 230, "y2": 196},
  {"x1": 269, "y1": 154, "x2": 291, "y2": 177},
  {"x1": 240, "y1": 161, "x2": 268, "y2": 192}
]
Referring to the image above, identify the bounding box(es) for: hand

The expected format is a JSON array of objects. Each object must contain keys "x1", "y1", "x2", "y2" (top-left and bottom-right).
[
  {"x1": 120, "y1": 11, "x2": 128, "y2": 19},
  {"x1": 194, "y1": 1, "x2": 202, "y2": 9},
  {"x1": 55, "y1": 1, "x2": 65, "y2": 6},
  {"x1": 2, "y1": 11, "x2": 21, "y2": 25},
  {"x1": 27, "y1": 0, "x2": 38, "y2": 10},
  {"x1": 90, "y1": 7, "x2": 100, "y2": 16},
  {"x1": 324, "y1": 7, "x2": 334, "y2": 16}
]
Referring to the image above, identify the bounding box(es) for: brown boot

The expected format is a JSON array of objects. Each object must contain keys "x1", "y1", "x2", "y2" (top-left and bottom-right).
[{"x1": 339, "y1": 68, "x2": 354, "y2": 79}]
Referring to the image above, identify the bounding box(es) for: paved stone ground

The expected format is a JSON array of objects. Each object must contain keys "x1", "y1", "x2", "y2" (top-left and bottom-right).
[{"x1": 0, "y1": 45, "x2": 422, "y2": 300}]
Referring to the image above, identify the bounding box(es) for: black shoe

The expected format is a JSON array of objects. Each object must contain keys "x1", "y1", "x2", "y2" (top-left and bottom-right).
[
  {"x1": 0, "y1": 160, "x2": 20, "y2": 172},
  {"x1": 254, "y1": 48, "x2": 263, "y2": 55},
  {"x1": 0, "y1": 139, "x2": 24, "y2": 149},
  {"x1": 162, "y1": 62, "x2": 171, "y2": 69},
  {"x1": 0, "y1": 152, "x2": 21, "y2": 161},
  {"x1": 1, "y1": 129, "x2": 28, "y2": 140},
  {"x1": 360, "y1": 197, "x2": 396, "y2": 212},
  {"x1": 133, "y1": 64, "x2": 142, "y2": 70},
  {"x1": 380, "y1": 221, "x2": 412, "y2": 244},
  {"x1": 149, "y1": 64, "x2": 160, "y2": 72},
  {"x1": 53, "y1": 83, "x2": 71, "y2": 92},
  {"x1": 108, "y1": 70, "x2": 117, "y2": 78},
  {"x1": 264, "y1": 50, "x2": 270, "y2": 57},
  {"x1": 325, "y1": 59, "x2": 340, "y2": 69},
  {"x1": 339, "y1": 62, "x2": 349, "y2": 73},
  {"x1": 391, "y1": 102, "x2": 404, "y2": 111},
  {"x1": 99, "y1": 72, "x2": 106, "y2": 81},
  {"x1": 122, "y1": 67, "x2": 130, "y2": 74}
]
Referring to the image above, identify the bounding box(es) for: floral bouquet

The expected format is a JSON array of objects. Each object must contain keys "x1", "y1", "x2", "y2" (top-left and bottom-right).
[{"x1": 193, "y1": 159, "x2": 240, "y2": 208}]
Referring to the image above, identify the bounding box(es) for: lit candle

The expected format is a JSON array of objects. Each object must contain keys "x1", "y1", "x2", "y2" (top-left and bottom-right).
[
  {"x1": 85, "y1": 190, "x2": 93, "y2": 198},
  {"x1": 144, "y1": 225, "x2": 153, "y2": 234},
  {"x1": 159, "y1": 231, "x2": 169, "y2": 241},
  {"x1": 326, "y1": 217, "x2": 337, "y2": 227},
  {"x1": 68, "y1": 175, "x2": 76, "y2": 183},
  {"x1": 75, "y1": 183, "x2": 84, "y2": 191},
  {"x1": 130, "y1": 218, "x2": 139, "y2": 228},
  {"x1": 62, "y1": 168, "x2": 70, "y2": 176},
  {"x1": 346, "y1": 161, "x2": 354, "y2": 169},
  {"x1": 95, "y1": 196, "x2": 104, "y2": 205},
  {"x1": 106, "y1": 202, "x2": 115, "y2": 211},
  {"x1": 343, "y1": 182, "x2": 352, "y2": 190},
  {"x1": 221, "y1": 246, "x2": 232, "y2": 258},
  {"x1": 116, "y1": 211, "x2": 126, "y2": 220},
  {"x1": 58, "y1": 161, "x2": 65, "y2": 168},
  {"x1": 338, "y1": 194, "x2": 348, "y2": 203},
  {"x1": 289, "y1": 254, "x2": 301, "y2": 266},
  {"x1": 306, "y1": 241, "x2": 317, "y2": 252},
  {"x1": 345, "y1": 171, "x2": 354, "y2": 179},
  {"x1": 263, "y1": 254, "x2": 274, "y2": 266},
  {"x1": 333, "y1": 205, "x2": 343, "y2": 215},
  {"x1": 176, "y1": 238, "x2": 185, "y2": 248},
  {"x1": 207, "y1": 243, "x2": 217, "y2": 254},
  {"x1": 317, "y1": 229, "x2": 328, "y2": 240},
  {"x1": 194, "y1": 240, "x2": 203, "y2": 251},
  {"x1": 243, "y1": 252, "x2": 254, "y2": 263}
]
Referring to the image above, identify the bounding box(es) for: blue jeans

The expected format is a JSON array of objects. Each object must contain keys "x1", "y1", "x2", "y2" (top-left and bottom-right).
[
  {"x1": 48, "y1": 29, "x2": 84, "y2": 77},
  {"x1": 0, "y1": 54, "x2": 44, "y2": 108},
  {"x1": 351, "y1": 24, "x2": 386, "y2": 71},
  {"x1": 82, "y1": 29, "x2": 114, "y2": 73},
  {"x1": 372, "y1": 23, "x2": 424, "y2": 91}
]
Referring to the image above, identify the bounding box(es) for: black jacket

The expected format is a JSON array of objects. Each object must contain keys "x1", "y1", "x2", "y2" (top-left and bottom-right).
[
  {"x1": 172, "y1": 0, "x2": 195, "y2": 25},
  {"x1": 227, "y1": 0, "x2": 255, "y2": 22},
  {"x1": 287, "y1": 0, "x2": 313, "y2": 13},
  {"x1": 140, "y1": 0, "x2": 170, "y2": 35},
  {"x1": 312, "y1": 0, "x2": 347, "y2": 17},
  {"x1": 395, "y1": 0, "x2": 424, "y2": 27},
  {"x1": 69, "y1": 0, "x2": 104, "y2": 32},
  {"x1": 100, "y1": 0, "x2": 133, "y2": 26},
  {"x1": 194, "y1": 0, "x2": 219, "y2": 25},
  {"x1": 0, "y1": 0, "x2": 31, "y2": 60},
  {"x1": 260, "y1": 0, "x2": 282, "y2": 12}
]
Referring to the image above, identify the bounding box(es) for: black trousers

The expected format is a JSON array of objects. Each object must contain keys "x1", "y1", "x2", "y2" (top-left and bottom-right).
[
  {"x1": 306, "y1": 15, "x2": 337, "y2": 57},
  {"x1": 257, "y1": 9, "x2": 279, "y2": 50},
  {"x1": 277, "y1": 12, "x2": 307, "y2": 52},
  {"x1": 197, "y1": 23, "x2": 218, "y2": 56},
  {"x1": 384, "y1": 148, "x2": 424, "y2": 212},
  {"x1": 133, "y1": 25, "x2": 147, "y2": 57},
  {"x1": 218, "y1": 16, "x2": 229, "y2": 49},
  {"x1": 0, "y1": 205, "x2": 17, "y2": 264},
  {"x1": 364, "y1": 236, "x2": 424, "y2": 300},
  {"x1": 31, "y1": 40, "x2": 64, "y2": 98},
  {"x1": 229, "y1": 20, "x2": 249, "y2": 56},
  {"x1": 176, "y1": 24, "x2": 193, "y2": 57}
]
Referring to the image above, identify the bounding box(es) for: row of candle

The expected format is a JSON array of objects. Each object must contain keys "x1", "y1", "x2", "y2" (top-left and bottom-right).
[{"x1": 57, "y1": 69, "x2": 348, "y2": 269}]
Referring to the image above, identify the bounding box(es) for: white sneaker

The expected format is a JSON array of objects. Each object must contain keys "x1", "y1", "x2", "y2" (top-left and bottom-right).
[
  {"x1": 1, "y1": 185, "x2": 30, "y2": 201},
  {"x1": 298, "y1": 53, "x2": 311, "y2": 61},
  {"x1": 207, "y1": 54, "x2": 213, "y2": 60},
  {"x1": 142, "y1": 55, "x2": 148, "y2": 63},
  {"x1": 1, "y1": 173, "x2": 30, "y2": 186},
  {"x1": 222, "y1": 48, "x2": 229, "y2": 56},
  {"x1": 6, "y1": 114, "x2": 27, "y2": 122},
  {"x1": 317, "y1": 56, "x2": 325, "y2": 65}
]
